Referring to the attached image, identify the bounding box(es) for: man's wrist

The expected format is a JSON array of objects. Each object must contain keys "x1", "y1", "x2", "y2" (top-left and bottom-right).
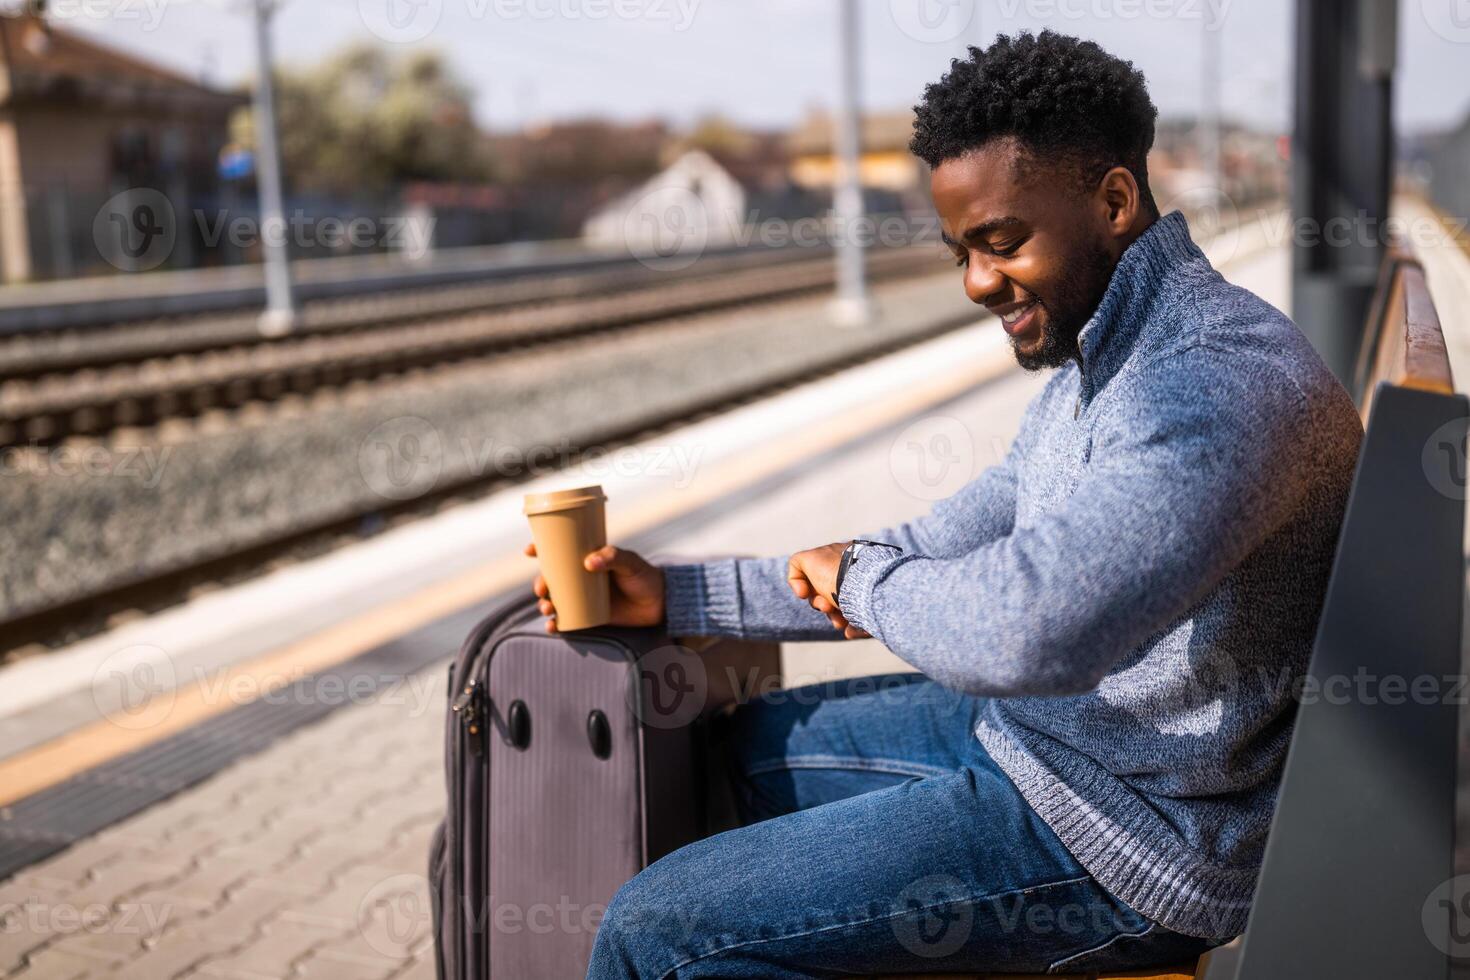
[{"x1": 833, "y1": 539, "x2": 903, "y2": 608}]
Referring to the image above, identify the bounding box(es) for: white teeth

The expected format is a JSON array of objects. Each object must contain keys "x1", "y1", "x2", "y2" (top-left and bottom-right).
[{"x1": 1000, "y1": 302, "x2": 1034, "y2": 325}]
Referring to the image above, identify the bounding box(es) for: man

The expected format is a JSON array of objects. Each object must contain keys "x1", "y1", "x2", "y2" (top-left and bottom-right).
[{"x1": 532, "y1": 30, "x2": 1363, "y2": 978}]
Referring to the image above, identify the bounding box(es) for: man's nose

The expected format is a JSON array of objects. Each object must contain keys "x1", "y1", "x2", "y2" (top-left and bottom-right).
[{"x1": 963, "y1": 254, "x2": 1006, "y2": 305}]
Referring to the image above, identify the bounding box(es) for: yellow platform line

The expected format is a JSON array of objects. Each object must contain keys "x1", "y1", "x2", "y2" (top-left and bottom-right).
[{"x1": 0, "y1": 332, "x2": 1013, "y2": 807}]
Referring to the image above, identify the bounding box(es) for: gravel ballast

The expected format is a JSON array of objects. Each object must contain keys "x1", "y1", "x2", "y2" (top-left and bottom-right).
[{"x1": 1, "y1": 270, "x2": 980, "y2": 626}]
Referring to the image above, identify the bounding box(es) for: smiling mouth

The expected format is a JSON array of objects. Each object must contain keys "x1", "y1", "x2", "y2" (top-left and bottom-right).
[{"x1": 996, "y1": 299, "x2": 1041, "y2": 337}]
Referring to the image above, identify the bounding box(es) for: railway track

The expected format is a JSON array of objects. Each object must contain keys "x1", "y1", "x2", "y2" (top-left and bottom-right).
[
  {"x1": 0, "y1": 243, "x2": 838, "y2": 381},
  {"x1": 0, "y1": 245, "x2": 938, "y2": 446},
  {"x1": 0, "y1": 286, "x2": 984, "y2": 659}
]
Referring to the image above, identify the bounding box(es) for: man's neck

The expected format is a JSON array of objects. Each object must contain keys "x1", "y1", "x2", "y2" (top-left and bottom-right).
[
  {"x1": 1115, "y1": 208, "x2": 1159, "y2": 259},
  {"x1": 1072, "y1": 208, "x2": 1166, "y2": 374}
]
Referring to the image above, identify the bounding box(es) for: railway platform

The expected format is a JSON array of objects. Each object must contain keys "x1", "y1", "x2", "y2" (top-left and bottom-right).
[{"x1": 0, "y1": 228, "x2": 1290, "y2": 980}]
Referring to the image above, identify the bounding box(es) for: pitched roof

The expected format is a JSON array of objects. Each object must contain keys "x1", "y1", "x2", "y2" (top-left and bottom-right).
[{"x1": 0, "y1": 13, "x2": 244, "y2": 112}]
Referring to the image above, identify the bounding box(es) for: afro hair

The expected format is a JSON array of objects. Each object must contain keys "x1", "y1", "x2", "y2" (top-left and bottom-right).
[{"x1": 910, "y1": 30, "x2": 1159, "y2": 213}]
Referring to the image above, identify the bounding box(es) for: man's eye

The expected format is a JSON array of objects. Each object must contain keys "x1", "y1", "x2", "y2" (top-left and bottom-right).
[
  {"x1": 992, "y1": 241, "x2": 1022, "y2": 258},
  {"x1": 952, "y1": 252, "x2": 968, "y2": 268}
]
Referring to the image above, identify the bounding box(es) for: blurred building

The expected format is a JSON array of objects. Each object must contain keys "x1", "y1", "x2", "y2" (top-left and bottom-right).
[
  {"x1": 1150, "y1": 118, "x2": 1288, "y2": 213},
  {"x1": 0, "y1": 12, "x2": 244, "y2": 282},
  {"x1": 787, "y1": 109, "x2": 926, "y2": 213},
  {"x1": 582, "y1": 149, "x2": 747, "y2": 254}
]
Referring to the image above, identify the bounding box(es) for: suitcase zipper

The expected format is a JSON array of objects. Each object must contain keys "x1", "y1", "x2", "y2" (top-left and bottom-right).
[
  {"x1": 447, "y1": 601, "x2": 531, "y2": 980},
  {"x1": 452, "y1": 621, "x2": 637, "y2": 978},
  {"x1": 452, "y1": 679, "x2": 485, "y2": 757}
]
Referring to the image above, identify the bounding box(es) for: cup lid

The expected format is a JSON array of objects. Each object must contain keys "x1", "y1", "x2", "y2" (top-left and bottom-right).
[{"x1": 523, "y1": 484, "x2": 606, "y2": 515}]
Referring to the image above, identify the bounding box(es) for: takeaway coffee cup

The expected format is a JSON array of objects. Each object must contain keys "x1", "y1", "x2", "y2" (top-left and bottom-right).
[{"x1": 523, "y1": 484, "x2": 610, "y2": 631}]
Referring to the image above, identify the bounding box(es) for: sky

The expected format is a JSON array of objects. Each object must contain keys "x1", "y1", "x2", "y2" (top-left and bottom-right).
[{"x1": 26, "y1": 0, "x2": 1470, "y2": 136}]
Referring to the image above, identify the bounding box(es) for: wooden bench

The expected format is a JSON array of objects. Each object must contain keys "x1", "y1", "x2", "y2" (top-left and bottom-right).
[{"x1": 870, "y1": 246, "x2": 1467, "y2": 979}]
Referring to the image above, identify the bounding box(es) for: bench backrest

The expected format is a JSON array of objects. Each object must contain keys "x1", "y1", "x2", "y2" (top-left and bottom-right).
[
  {"x1": 1221, "y1": 249, "x2": 1468, "y2": 979},
  {"x1": 1355, "y1": 248, "x2": 1457, "y2": 413}
]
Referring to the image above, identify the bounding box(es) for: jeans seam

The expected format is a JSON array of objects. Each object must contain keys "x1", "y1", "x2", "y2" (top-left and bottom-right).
[
  {"x1": 652, "y1": 873, "x2": 1096, "y2": 980},
  {"x1": 742, "y1": 754, "x2": 952, "y2": 780},
  {"x1": 1045, "y1": 920, "x2": 1156, "y2": 972}
]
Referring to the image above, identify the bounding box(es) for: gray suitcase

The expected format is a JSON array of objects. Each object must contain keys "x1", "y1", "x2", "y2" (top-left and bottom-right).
[{"x1": 429, "y1": 585, "x2": 781, "y2": 979}]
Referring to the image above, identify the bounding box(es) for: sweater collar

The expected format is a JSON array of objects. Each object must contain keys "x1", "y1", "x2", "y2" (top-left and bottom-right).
[{"x1": 1075, "y1": 209, "x2": 1202, "y2": 399}]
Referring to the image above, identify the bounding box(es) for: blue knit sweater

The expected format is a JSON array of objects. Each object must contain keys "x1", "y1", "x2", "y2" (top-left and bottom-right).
[{"x1": 662, "y1": 210, "x2": 1363, "y2": 939}]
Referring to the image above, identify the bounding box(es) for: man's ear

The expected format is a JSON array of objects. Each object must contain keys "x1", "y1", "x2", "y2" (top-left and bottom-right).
[{"x1": 1096, "y1": 166, "x2": 1142, "y2": 238}]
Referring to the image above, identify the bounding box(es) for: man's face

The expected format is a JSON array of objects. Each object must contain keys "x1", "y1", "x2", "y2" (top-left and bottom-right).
[{"x1": 931, "y1": 138, "x2": 1117, "y2": 371}]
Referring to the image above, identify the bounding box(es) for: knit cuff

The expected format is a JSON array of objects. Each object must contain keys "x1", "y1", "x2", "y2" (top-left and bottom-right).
[
  {"x1": 836, "y1": 544, "x2": 907, "y2": 638},
  {"x1": 662, "y1": 560, "x2": 743, "y2": 638}
]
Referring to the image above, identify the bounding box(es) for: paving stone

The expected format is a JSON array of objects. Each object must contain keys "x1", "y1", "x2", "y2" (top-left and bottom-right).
[
  {"x1": 352, "y1": 796, "x2": 443, "y2": 832},
  {"x1": 389, "y1": 953, "x2": 438, "y2": 980},
  {"x1": 63, "y1": 857, "x2": 187, "y2": 912},
  {"x1": 45, "y1": 919, "x2": 152, "y2": 967},
  {"x1": 16, "y1": 842, "x2": 127, "y2": 891},
  {"x1": 238, "y1": 815, "x2": 327, "y2": 859},
  {"x1": 151, "y1": 825, "x2": 231, "y2": 858},
  {"x1": 361, "y1": 832, "x2": 436, "y2": 878},
  {"x1": 0, "y1": 903, "x2": 53, "y2": 974},
  {"x1": 7, "y1": 946, "x2": 104, "y2": 980},
  {"x1": 101, "y1": 804, "x2": 207, "y2": 849},
  {"x1": 282, "y1": 841, "x2": 383, "y2": 887},
  {"x1": 275, "y1": 866, "x2": 403, "y2": 933},
  {"x1": 132, "y1": 854, "x2": 258, "y2": 913},
  {"x1": 113, "y1": 924, "x2": 241, "y2": 980},
  {"x1": 125, "y1": 886, "x2": 214, "y2": 929},
  {"x1": 293, "y1": 948, "x2": 400, "y2": 980},
  {"x1": 193, "y1": 918, "x2": 341, "y2": 980},
  {"x1": 181, "y1": 880, "x2": 308, "y2": 945},
  {"x1": 5, "y1": 664, "x2": 453, "y2": 978}
]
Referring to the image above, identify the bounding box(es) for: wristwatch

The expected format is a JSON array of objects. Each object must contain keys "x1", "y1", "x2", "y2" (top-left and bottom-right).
[{"x1": 832, "y1": 539, "x2": 903, "y2": 608}]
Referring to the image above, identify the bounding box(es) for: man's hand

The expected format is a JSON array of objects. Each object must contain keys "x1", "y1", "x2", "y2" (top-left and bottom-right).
[
  {"x1": 525, "y1": 543, "x2": 665, "y2": 634},
  {"x1": 787, "y1": 542, "x2": 871, "y2": 640}
]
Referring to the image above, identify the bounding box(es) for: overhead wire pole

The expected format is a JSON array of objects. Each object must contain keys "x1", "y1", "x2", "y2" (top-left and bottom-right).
[
  {"x1": 1200, "y1": 18, "x2": 1222, "y2": 206},
  {"x1": 251, "y1": 0, "x2": 296, "y2": 336},
  {"x1": 829, "y1": 0, "x2": 873, "y2": 327}
]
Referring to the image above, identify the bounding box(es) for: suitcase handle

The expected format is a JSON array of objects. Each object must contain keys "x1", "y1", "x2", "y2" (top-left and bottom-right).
[
  {"x1": 506, "y1": 699, "x2": 531, "y2": 749},
  {"x1": 587, "y1": 710, "x2": 612, "y2": 759}
]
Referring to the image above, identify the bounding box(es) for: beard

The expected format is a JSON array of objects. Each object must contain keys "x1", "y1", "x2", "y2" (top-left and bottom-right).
[{"x1": 1012, "y1": 234, "x2": 1117, "y2": 372}]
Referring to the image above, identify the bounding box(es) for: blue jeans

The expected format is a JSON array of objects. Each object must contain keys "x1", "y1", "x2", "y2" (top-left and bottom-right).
[{"x1": 586, "y1": 672, "x2": 1228, "y2": 978}]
